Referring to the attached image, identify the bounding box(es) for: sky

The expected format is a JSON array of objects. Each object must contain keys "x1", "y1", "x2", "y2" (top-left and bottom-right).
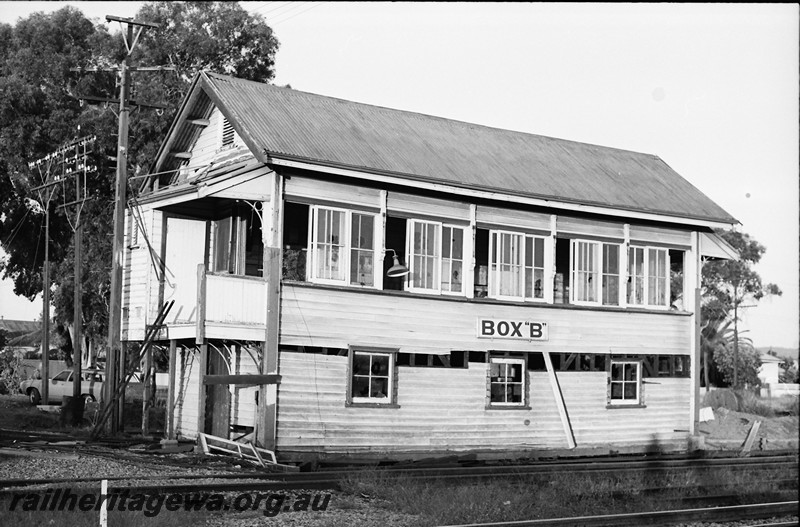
[{"x1": 0, "y1": 2, "x2": 797, "y2": 350}]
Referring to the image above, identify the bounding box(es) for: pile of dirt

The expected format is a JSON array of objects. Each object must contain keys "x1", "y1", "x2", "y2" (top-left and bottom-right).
[{"x1": 697, "y1": 407, "x2": 799, "y2": 450}]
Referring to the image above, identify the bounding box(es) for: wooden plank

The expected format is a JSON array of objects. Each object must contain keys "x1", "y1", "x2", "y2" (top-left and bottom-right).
[
  {"x1": 740, "y1": 420, "x2": 761, "y2": 456},
  {"x1": 208, "y1": 345, "x2": 230, "y2": 438},
  {"x1": 197, "y1": 342, "x2": 208, "y2": 436},
  {"x1": 203, "y1": 374, "x2": 281, "y2": 385},
  {"x1": 195, "y1": 264, "x2": 206, "y2": 345},
  {"x1": 165, "y1": 340, "x2": 177, "y2": 440},
  {"x1": 543, "y1": 351, "x2": 576, "y2": 449}
]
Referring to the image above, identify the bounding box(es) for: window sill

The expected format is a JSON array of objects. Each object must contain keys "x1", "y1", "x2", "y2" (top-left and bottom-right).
[
  {"x1": 606, "y1": 403, "x2": 647, "y2": 409},
  {"x1": 346, "y1": 402, "x2": 400, "y2": 409},
  {"x1": 486, "y1": 405, "x2": 532, "y2": 411}
]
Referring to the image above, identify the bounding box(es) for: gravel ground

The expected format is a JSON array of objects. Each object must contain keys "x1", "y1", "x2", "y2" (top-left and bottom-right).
[{"x1": 0, "y1": 394, "x2": 797, "y2": 526}]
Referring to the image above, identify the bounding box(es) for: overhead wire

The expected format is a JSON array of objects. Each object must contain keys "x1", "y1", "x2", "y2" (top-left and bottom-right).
[{"x1": 269, "y1": 2, "x2": 324, "y2": 26}]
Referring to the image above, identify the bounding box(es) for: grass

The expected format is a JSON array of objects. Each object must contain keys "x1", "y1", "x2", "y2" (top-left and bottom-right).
[
  {"x1": 337, "y1": 463, "x2": 799, "y2": 526},
  {"x1": 703, "y1": 388, "x2": 800, "y2": 417}
]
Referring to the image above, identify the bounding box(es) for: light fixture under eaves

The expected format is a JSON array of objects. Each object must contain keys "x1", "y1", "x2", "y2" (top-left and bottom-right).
[{"x1": 385, "y1": 249, "x2": 410, "y2": 278}]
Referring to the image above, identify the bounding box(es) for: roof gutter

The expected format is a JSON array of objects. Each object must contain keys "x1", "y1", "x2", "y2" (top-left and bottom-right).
[{"x1": 266, "y1": 155, "x2": 737, "y2": 231}]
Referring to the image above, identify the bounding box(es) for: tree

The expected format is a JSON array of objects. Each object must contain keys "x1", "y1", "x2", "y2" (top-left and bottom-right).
[
  {"x1": 0, "y1": 2, "x2": 279, "y2": 361},
  {"x1": 701, "y1": 229, "x2": 781, "y2": 388}
]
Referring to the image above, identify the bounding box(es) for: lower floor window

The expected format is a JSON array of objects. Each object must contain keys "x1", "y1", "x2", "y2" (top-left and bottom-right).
[
  {"x1": 609, "y1": 360, "x2": 641, "y2": 405},
  {"x1": 349, "y1": 348, "x2": 396, "y2": 405},
  {"x1": 489, "y1": 357, "x2": 525, "y2": 406}
]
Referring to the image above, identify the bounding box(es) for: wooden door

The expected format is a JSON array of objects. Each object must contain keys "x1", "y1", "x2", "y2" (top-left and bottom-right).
[{"x1": 163, "y1": 217, "x2": 207, "y2": 323}]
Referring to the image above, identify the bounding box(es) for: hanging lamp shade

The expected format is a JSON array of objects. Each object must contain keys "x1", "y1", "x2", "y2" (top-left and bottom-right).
[{"x1": 385, "y1": 250, "x2": 410, "y2": 277}]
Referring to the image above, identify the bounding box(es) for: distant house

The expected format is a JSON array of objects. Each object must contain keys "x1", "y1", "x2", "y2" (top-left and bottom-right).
[
  {"x1": 121, "y1": 72, "x2": 739, "y2": 461},
  {"x1": 0, "y1": 318, "x2": 39, "y2": 354},
  {"x1": 758, "y1": 353, "x2": 784, "y2": 385}
]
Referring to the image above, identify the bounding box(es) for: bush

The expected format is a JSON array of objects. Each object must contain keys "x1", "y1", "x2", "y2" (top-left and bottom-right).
[
  {"x1": 735, "y1": 389, "x2": 775, "y2": 417},
  {"x1": 702, "y1": 388, "x2": 738, "y2": 411},
  {"x1": 0, "y1": 350, "x2": 25, "y2": 395}
]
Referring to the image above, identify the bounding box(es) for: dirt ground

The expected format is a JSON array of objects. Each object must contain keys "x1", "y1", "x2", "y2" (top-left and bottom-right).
[{"x1": 696, "y1": 405, "x2": 799, "y2": 451}]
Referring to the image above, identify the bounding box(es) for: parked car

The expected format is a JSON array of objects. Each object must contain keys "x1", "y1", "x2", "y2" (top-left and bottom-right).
[{"x1": 20, "y1": 369, "x2": 143, "y2": 405}]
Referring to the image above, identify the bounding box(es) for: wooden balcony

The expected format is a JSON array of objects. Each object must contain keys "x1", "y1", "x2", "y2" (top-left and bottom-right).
[{"x1": 161, "y1": 266, "x2": 268, "y2": 342}]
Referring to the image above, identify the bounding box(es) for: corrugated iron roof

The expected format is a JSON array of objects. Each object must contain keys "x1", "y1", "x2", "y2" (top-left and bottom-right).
[
  {"x1": 0, "y1": 319, "x2": 39, "y2": 335},
  {"x1": 196, "y1": 72, "x2": 736, "y2": 225}
]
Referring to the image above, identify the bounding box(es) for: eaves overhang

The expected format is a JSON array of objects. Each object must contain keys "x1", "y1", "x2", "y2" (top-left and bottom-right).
[{"x1": 265, "y1": 154, "x2": 739, "y2": 231}]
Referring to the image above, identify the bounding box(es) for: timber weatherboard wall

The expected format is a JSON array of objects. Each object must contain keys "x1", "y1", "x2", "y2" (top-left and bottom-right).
[
  {"x1": 280, "y1": 285, "x2": 692, "y2": 356},
  {"x1": 274, "y1": 352, "x2": 689, "y2": 454},
  {"x1": 122, "y1": 205, "x2": 163, "y2": 341}
]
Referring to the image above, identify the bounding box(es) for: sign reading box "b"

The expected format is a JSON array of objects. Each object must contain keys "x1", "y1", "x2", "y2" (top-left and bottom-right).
[{"x1": 477, "y1": 318, "x2": 549, "y2": 340}]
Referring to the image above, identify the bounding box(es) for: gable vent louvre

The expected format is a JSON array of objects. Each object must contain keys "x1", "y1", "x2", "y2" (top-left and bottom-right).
[{"x1": 221, "y1": 117, "x2": 235, "y2": 147}]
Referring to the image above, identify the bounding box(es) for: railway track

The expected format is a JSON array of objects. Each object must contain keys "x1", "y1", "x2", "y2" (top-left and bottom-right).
[
  {"x1": 0, "y1": 452, "x2": 796, "y2": 493},
  {"x1": 439, "y1": 501, "x2": 800, "y2": 527}
]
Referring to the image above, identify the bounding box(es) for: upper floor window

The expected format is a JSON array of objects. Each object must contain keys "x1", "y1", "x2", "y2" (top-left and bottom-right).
[
  {"x1": 211, "y1": 204, "x2": 263, "y2": 277},
  {"x1": 407, "y1": 220, "x2": 464, "y2": 294},
  {"x1": 489, "y1": 230, "x2": 546, "y2": 301},
  {"x1": 628, "y1": 246, "x2": 669, "y2": 308},
  {"x1": 570, "y1": 240, "x2": 620, "y2": 306},
  {"x1": 310, "y1": 205, "x2": 376, "y2": 287}
]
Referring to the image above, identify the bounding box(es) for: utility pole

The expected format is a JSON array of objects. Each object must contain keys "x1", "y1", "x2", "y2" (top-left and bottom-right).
[
  {"x1": 72, "y1": 14, "x2": 166, "y2": 434},
  {"x1": 105, "y1": 15, "x2": 159, "y2": 434},
  {"x1": 55, "y1": 134, "x2": 95, "y2": 423},
  {"x1": 29, "y1": 156, "x2": 66, "y2": 405},
  {"x1": 30, "y1": 135, "x2": 96, "y2": 410}
]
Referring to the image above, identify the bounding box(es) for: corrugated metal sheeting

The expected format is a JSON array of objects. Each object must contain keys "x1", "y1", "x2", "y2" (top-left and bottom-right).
[{"x1": 199, "y1": 72, "x2": 736, "y2": 225}]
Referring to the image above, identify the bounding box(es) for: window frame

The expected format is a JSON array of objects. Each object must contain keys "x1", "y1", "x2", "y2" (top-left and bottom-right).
[
  {"x1": 488, "y1": 229, "x2": 547, "y2": 302},
  {"x1": 308, "y1": 205, "x2": 379, "y2": 288},
  {"x1": 607, "y1": 359, "x2": 643, "y2": 407},
  {"x1": 406, "y1": 219, "x2": 466, "y2": 296},
  {"x1": 627, "y1": 245, "x2": 670, "y2": 309},
  {"x1": 347, "y1": 347, "x2": 399, "y2": 407},
  {"x1": 569, "y1": 239, "x2": 621, "y2": 306},
  {"x1": 487, "y1": 356, "x2": 527, "y2": 408}
]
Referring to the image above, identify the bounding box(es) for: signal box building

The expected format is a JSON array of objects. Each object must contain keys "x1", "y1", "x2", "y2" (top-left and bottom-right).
[{"x1": 123, "y1": 72, "x2": 738, "y2": 462}]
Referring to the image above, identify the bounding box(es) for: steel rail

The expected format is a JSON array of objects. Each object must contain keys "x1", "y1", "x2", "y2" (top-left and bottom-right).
[
  {"x1": 437, "y1": 501, "x2": 799, "y2": 527},
  {"x1": 0, "y1": 453, "x2": 795, "y2": 491}
]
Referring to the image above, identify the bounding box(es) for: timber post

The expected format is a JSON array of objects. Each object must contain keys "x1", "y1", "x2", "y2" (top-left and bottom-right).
[{"x1": 257, "y1": 172, "x2": 283, "y2": 450}]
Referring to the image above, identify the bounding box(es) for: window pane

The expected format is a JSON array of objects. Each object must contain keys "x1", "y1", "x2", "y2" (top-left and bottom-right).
[
  {"x1": 349, "y1": 214, "x2": 374, "y2": 286},
  {"x1": 353, "y1": 354, "x2": 370, "y2": 375},
  {"x1": 371, "y1": 354, "x2": 389, "y2": 375},
  {"x1": 623, "y1": 383, "x2": 637, "y2": 399},
  {"x1": 314, "y1": 208, "x2": 345, "y2": 281},
  {"x1": 534, "y1": 268, "x2": 544, "y2": 298},
  {"x1": 534, "y1": 237, "x2": 544, "y2": 268},
  {"x1": 610, "y1": 383, "x2": 622, "y2": 399},
  {"x1": 624, "y1": 363, "x2": 637, "y2": 381},
  {"x1": 370, "y1": 378, "x2": 389, "y2": 398},
  {"x1": 604, "y1": 244, "x2": 618, "y2": 273},
  {"x1": 352, "y1": 376, "x2": 370, "y2": 398},
  {"x1": 495, "y1": 232, "x2": 523, "y2": 297},
  {"x1": 214, "y1": 217, "x2": 232, "y2": 272},
  {"x1": 611, "y1": 363, "x2": 622, "y2": 381},
  {"x1": 603, "y1": 275, "x2": 619, "y2": 305},
  {"x1": 442, "y1": 226, "x2": 452, "y2": 258}
]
